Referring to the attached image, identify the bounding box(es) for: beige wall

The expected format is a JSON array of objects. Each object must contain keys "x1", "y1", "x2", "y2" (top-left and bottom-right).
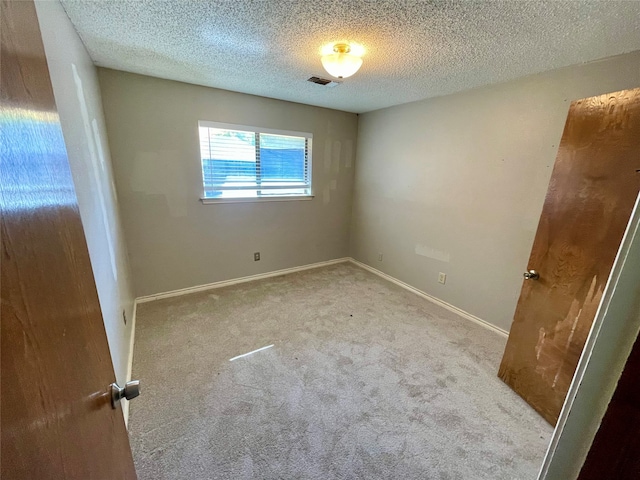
[
  {"x1": 351, "y1": 51, "x2": 640, "y2": 332},
  {"x1": 35, "y1": 1, "x2": 135, "y2": 385},
  {"x1": 98, "y1": 69, "x2": 358, "y2": 297}
]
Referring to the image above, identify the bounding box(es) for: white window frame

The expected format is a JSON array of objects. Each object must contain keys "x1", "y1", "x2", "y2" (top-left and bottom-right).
[{"x1": 198, "y1": 121, "x2": 313, "y2": 204}]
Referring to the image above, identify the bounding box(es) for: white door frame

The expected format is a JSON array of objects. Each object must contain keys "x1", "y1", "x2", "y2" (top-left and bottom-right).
[{"x1": 538, "y1": 192, "x2": 640, "y2": 479}]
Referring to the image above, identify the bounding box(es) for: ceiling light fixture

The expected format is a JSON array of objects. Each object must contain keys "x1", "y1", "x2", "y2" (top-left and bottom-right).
[{"x1": 321, "y1": 43, "x2": 364, "y2": 79}]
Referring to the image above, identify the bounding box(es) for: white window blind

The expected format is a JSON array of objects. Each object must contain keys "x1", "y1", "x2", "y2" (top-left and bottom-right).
[{"x1": 198, "y1": 121, "x2": 312, "y2": 200}]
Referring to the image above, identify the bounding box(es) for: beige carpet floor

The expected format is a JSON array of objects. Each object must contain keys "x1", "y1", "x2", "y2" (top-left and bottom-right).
[{"x1": 129, "y1": 263, "x2": 553, "y2": 479}]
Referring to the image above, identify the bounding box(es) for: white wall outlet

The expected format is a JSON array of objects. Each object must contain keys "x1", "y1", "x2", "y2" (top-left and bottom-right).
[
  {"x1": 438, "y1": 272, "x2": 446, "y2": 284},
  {"x1": 254, "y1": 252, "x2": 260, "y2": 261},
  {"x1": 378, "y1": 253, "x2": 383, "y2": 261}
]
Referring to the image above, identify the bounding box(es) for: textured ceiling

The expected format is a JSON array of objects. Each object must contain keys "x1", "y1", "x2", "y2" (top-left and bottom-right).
[{"x1": 60, "y1": 0, "x2": 640, "y2": 113}]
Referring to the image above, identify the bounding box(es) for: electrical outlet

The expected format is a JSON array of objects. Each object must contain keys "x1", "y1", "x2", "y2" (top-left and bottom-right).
[
  {"x1": 378, "y1": 253, "x2": 383, "y2": 261},
  {"x1": 438, "y1": 272, "x2": 446, "y2": 284},
  {"x1": 254, "y1": 252, "x2": 260, "y2": 261},
  {"x1": 122, "y1": 309, "x2": 127, "y2": 325}
]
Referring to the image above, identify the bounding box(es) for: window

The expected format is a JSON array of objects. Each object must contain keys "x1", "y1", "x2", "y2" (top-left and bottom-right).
[{"x1": 198, "y1": 121, "x2": 312, "y2": 201}]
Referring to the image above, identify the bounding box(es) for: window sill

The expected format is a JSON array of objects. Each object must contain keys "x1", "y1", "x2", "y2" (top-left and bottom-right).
[{"x1": 200, "y1": 195, "x2": 314, "y2": 205}]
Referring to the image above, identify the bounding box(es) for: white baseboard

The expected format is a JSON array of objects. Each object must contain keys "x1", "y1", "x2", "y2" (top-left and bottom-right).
[
  {"x1": 130, "y1": 258, "x2": 507, "y2": 407},
  {"x1": 125, "y1": 258, "x2": 506, "y2": 429},
  {"x1": 123, "y1": 300, "x2": 137, "y2": 429},
  {"x1": 136, "y1": 257, "x2": 351, "y2": 303},
  {"x1": 348, "y1": 258, "x2": 508, "y2": 338}
]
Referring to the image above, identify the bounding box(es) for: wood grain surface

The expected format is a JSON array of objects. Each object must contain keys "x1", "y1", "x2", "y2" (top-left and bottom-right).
[
  {"x1": 498, "y1": 87, "x2": 640, "y2": 425},
  {"x1": 0, "y1": 0, "x2": 136, "y2": 478}
]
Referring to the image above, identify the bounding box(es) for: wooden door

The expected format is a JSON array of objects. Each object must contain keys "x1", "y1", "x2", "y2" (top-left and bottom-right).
[
  {"x1": 498, "y1": 88, "x2": 640, "y2": 425},
  {"x1": 578, "y1": 328, "x2": 640, "y2": 479},
  {"x1": 0, "y1": 0, "x2": 137, "y2": 478}
]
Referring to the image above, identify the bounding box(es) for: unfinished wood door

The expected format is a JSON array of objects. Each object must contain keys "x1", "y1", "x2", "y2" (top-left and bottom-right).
[
  {"x1": 0, "y1": 0, "x2": 136, "y2": 478},
  {"x1": 498, "y1": 88, "x2": 640, "y2": 425}
]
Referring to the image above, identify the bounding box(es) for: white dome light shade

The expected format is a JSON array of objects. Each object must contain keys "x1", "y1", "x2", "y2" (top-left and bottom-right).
[{"x1": 321, "y1": 43, "x2": 363, "y2": 79}]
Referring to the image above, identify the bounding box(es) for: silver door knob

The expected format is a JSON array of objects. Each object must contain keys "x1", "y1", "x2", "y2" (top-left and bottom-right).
[
  {"x1": 110, "y1": 380, "x2": 141, "y2": 409},
  {"x1": 523, "y1": 270, "x2": 539, "y2": 280}
]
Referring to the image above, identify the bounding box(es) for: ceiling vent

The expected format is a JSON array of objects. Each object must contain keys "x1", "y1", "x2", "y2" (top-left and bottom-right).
[{"x1": 307, "y1": 75, "x2": 342, "y2": 87}]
